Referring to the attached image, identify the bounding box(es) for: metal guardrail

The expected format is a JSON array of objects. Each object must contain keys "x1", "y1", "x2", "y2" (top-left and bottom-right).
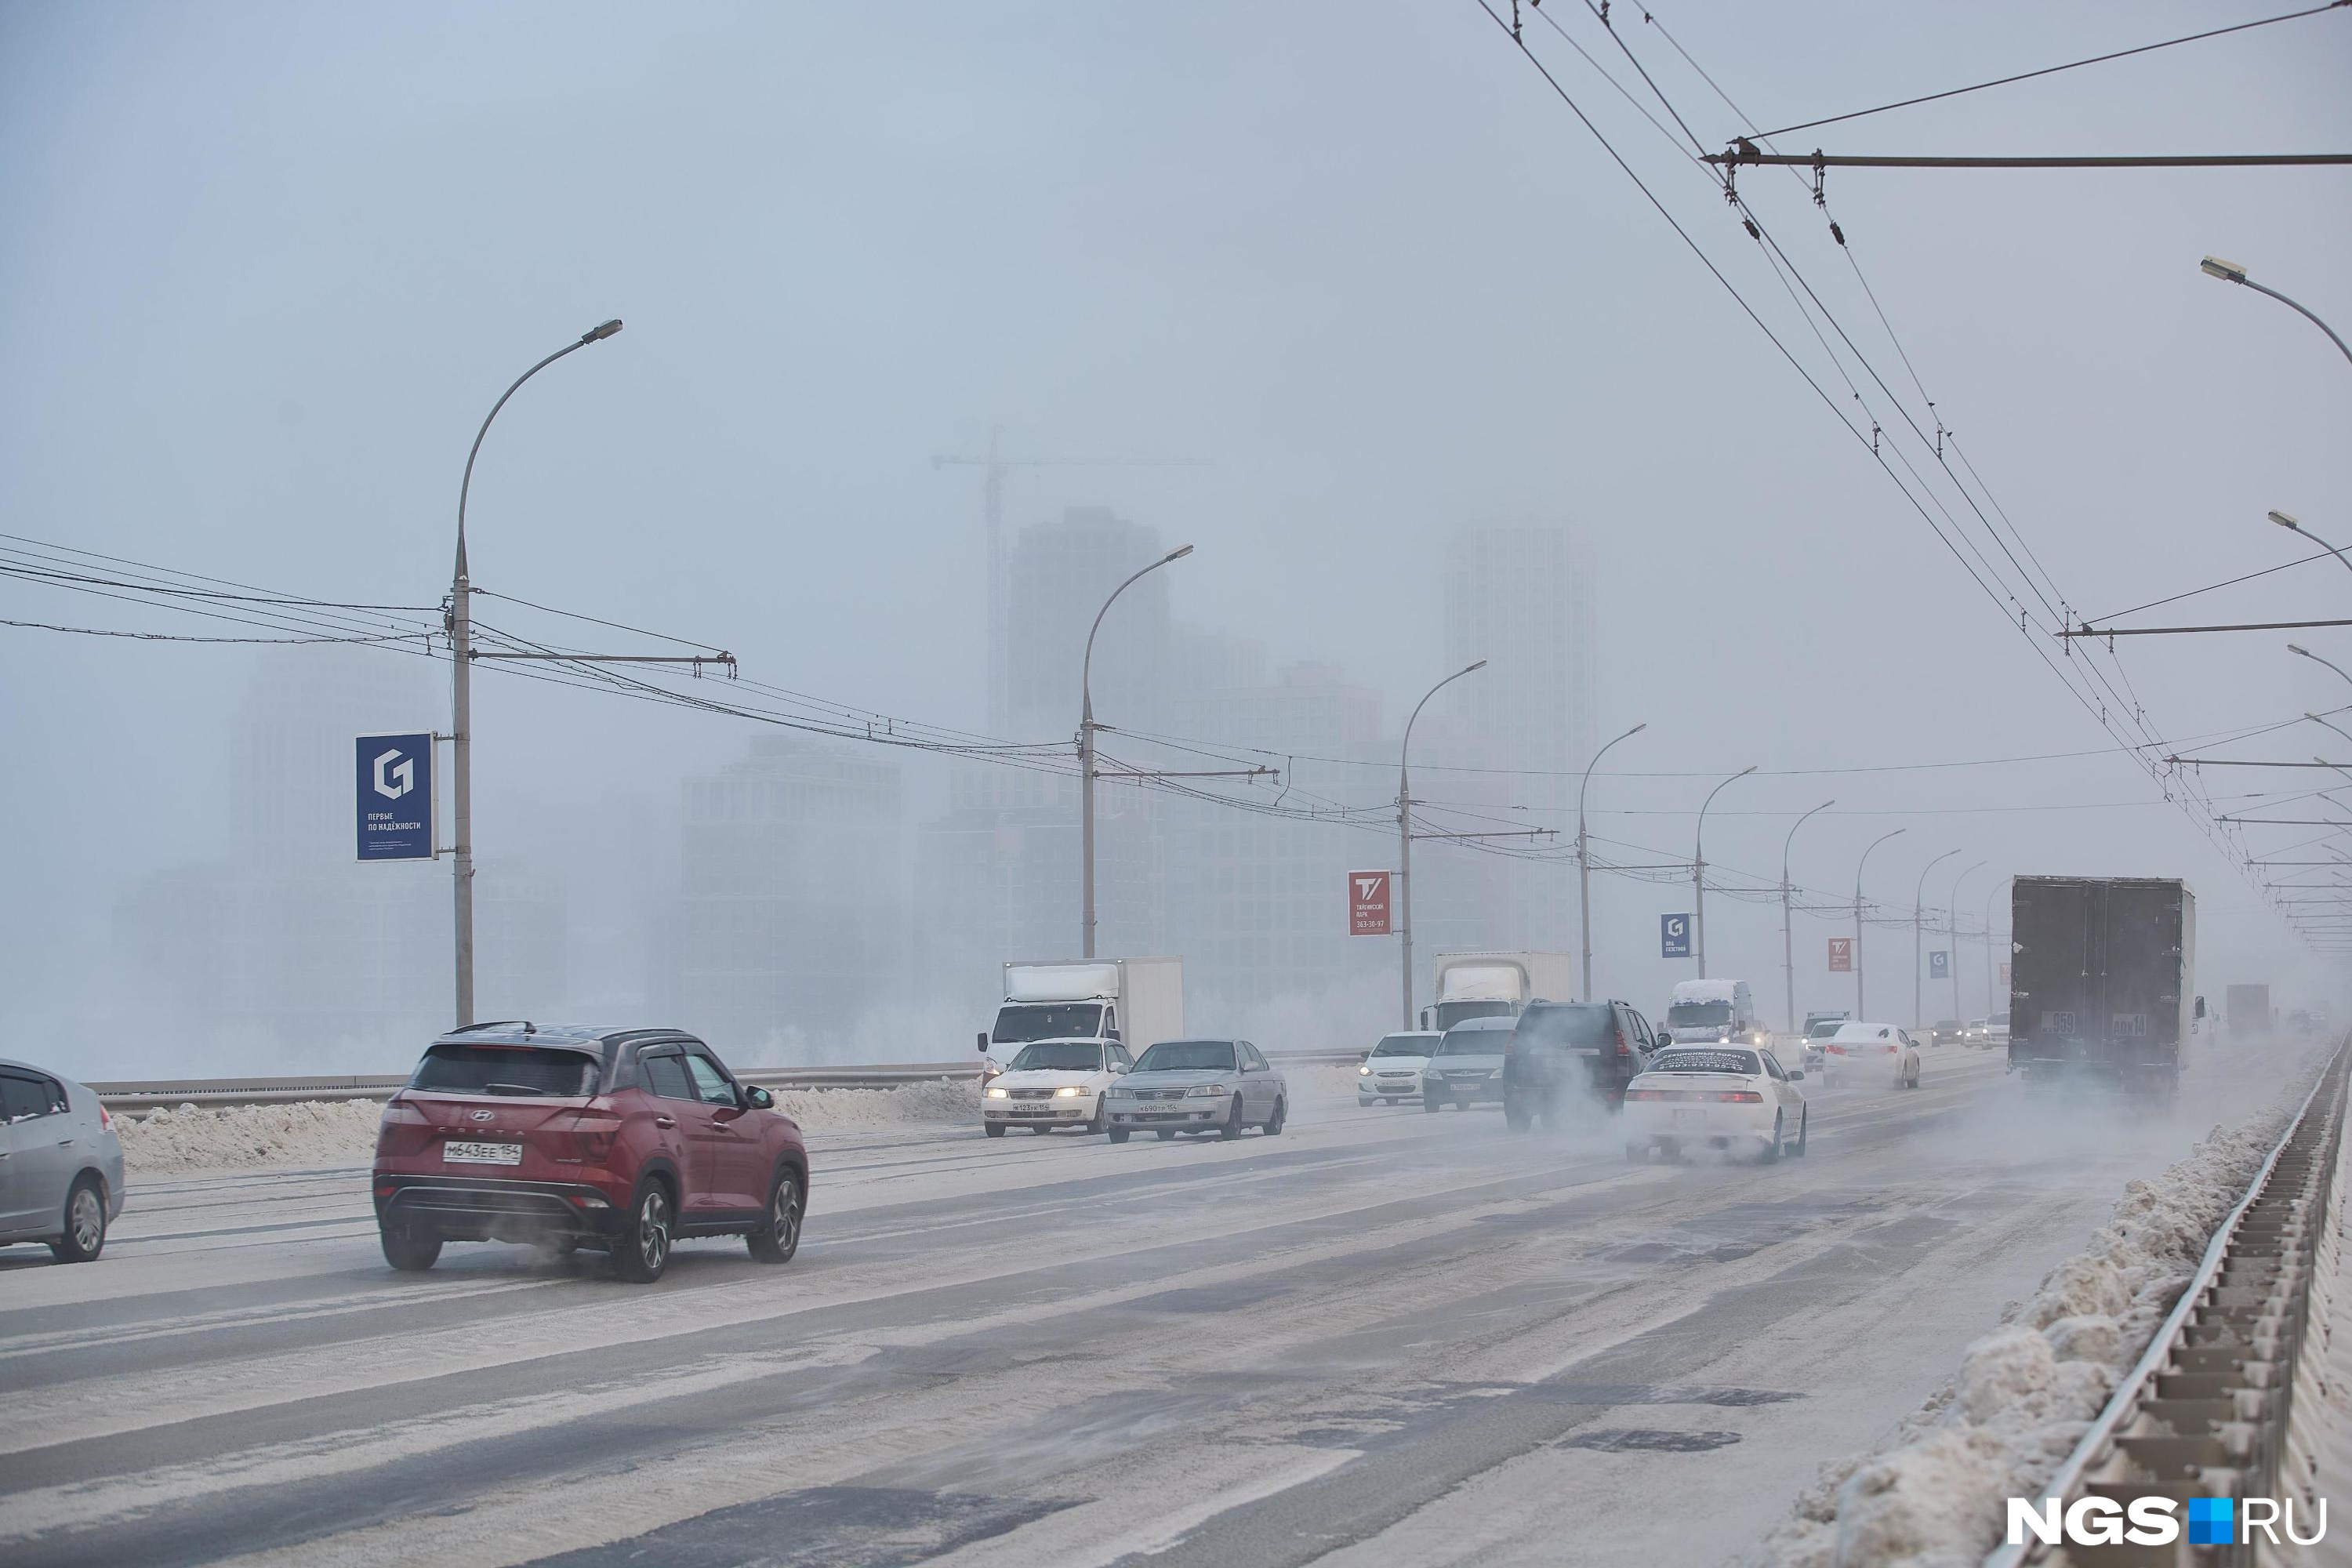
[
  {"x1": 1983, "y1": 1038, "x2": 2350, "y2": 1567},
  {"x1": 91, "y1": 1048, "x2": 1363, "y2": 1113}
]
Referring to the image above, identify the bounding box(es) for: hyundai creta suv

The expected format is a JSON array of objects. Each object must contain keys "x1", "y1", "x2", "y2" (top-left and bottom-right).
[{"x1": 372, "y1": 1022, "x2": 808, "y2": 1283}]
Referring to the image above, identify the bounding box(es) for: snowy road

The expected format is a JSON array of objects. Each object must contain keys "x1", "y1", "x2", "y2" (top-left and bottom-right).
[{"x1": 0, "y1": 1046, "x2": 2296, "y2": 1567}]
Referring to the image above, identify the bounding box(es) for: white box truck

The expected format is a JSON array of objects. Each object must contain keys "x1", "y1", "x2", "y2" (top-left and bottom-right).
[
  {"x1": 979, "y1": 959, "x2": 1185, "y2": 1081},
  {"x1": 1424, "y1": 952, "x2": 1577, "y2": 1033}
]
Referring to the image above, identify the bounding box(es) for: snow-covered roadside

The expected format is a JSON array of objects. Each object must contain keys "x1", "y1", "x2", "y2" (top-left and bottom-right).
[
  {"x1": 1748, "y1": 1063, "x2": 2327, "y2": 1568},
  {"x1": 114, "y1": 1079, "x2": 981, "y2": 1176}
]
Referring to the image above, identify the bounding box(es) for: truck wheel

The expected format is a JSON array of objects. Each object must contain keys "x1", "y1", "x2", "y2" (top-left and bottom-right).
[
  {"x1": 1504, "y1": 1103, "x2": 1531, "y2": 1134},
  {"x1": 1156, "y1": 1129, "x2": 1175, "y2": 1141},
  {"x1": 1108, "y1": 1127, "x2": 1130, "y2": 1144},
  {"x1": 985, "y1": 1123, "x2": 1006, "y2": 1138}
]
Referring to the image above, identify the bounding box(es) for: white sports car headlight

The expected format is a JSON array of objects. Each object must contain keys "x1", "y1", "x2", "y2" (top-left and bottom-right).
[
  {"x1": 1053, "y1": 1085, "x2": 1087, "y2": 1098},
  {"x1": 1185, "y1": 1084, "x2": 1228, "y2": 1098},
  {"x1": 985, "y1": 1087, "x2": 1009, "y2": 1099}
]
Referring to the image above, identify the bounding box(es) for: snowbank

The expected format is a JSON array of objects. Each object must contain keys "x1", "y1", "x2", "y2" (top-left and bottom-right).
[
  {"x1": 115, "y1": 1079, "x2": 983, "y2": 1176},
  {"x1": 1751, "y1": 1080, "x2": 2314, "y2": 1568}
]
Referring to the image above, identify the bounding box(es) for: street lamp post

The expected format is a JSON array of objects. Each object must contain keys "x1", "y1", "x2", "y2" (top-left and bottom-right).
[
  {"x1": 1913, "y1": 849, "x2": 1962, "y2": 1029},
  {"x1": 1780, "y1": 800, "x2": 1835, "y2": 1033},
  {"x1": 1947, "y1": 861, "x2": 1987, "y2": 1025},
  {"x1": 2271, "y1": 511, "x2": 2352, "y2": 581},
  {"x1": 2201, "y1": 256, "x2": 2352, "y2": 369},
  {"x1": 1398, "y1": 661, "x2": 1486, "y2": 1029},
  {"x1": 1984, "y1": 878, "x2": 2007, "y2": 1020},
  {"x1": 1693, "y1": 765, "x2": 1759, "y2": 978},
  {"x1": 1853, "y1": 829, "x2": 1905, "y2": 1018},
  {"x1": 1080, "y1": 543, "x2": 1193, "y2": 960},
  {"x1": 2286, "y1": 648, "x2": 2352, "y2": 691},
  {"x1": 448, "y1": 318, "x2": 623, "y2": 1027},
  {"x1": 1578, "y1": 722, "x2": 1647, "y2": 1002}
]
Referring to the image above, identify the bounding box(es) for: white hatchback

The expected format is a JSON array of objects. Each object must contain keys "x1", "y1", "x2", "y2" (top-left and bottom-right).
[
  {"x1": 982, "y1": 1040, "x2": 1132, "y2": 1136},
  {"x1": 1357, "y1": 1031, "x2": 1442, "y2": 1105},
  {"x1": 1623, "y1": 1045, "x2": 1809, "y2": 1163},
  {"x1": 1818, "y1": 1022, "x2": 1922, "y2": 1089}
]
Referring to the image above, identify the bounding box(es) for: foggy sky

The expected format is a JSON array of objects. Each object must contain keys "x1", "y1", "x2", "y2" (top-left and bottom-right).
[{"x1": 4, "y1": 2, "x2": 2349, "y2": 1073}]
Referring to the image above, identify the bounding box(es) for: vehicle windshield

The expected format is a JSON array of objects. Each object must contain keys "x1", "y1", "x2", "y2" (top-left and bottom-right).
[
  {"x1": 1133, "y1": 1040, "x2": 1236, "y2": 1073},
  {"x1": 1807, "y1": 1020, "x2": 1845, "y2": 1038},
  {"x1": 412, "y1": 1043, "x2": 601, "y2": 1098},
  {"x1": 1666, "y1": 1001, "x2": 1733, "y2": 1028},
  {"x1": 1437, "y1": 1028, "x2": 1508, "y2": 1057},
  {"x1": 1991, "y1": 1013, "x2": 2010, "y2": 1026},
  {"x1": 1370, "y1": 1034, "x2": 1435, "y2": 1058},
  {"x1": 1647, "y1": 1050, "x2": 1759, "y2": 1076},
  {"x1": 1007, "y1": 1042, "x2": 1105, "y2": 1073},
  {"x1": 1515, "y1": 1004, "x2": 1613, "y2": 1048},
  {"x1": 992, "y1": 1004, "x2": 1103, "y2": 1044}
]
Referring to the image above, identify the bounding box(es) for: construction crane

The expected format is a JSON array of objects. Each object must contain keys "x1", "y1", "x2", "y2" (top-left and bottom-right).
[{"x1": 932, "y1": 428, "x2": 1208, "y2": 733}]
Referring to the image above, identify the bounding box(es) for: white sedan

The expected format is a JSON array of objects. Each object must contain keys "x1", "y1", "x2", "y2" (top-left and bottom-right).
[
  {"x1": 1818, "y1": 1022, "x2": 1922, "y2": 1089},
  {"x1": 982, "y1": 1040, "x2": 1131, "y2": 1135},
  {"x1": 1357, "y1": 1030, "x2": 1442, "y2": 1105},
  {"x1": 1623, "y1": 1046, "x2": 1809, "y2": 1163}
]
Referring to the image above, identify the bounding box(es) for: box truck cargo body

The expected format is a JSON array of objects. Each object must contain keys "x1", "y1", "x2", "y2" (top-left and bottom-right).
[
  {"x1": 1425, "y1": 952, "x2": 1577, "y2": 1032},
  {"x1": 2007, "y1": 877, "x2": 2193, "y2": 1091},
  {"x1": 981, "y1": 960, "x2": 1185, "y2": 1073}
]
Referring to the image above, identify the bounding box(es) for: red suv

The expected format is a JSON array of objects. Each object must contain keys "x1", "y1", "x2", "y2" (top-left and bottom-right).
[{"x1": 372, "y1": 1023, "x2": 808, "y2": 1283}]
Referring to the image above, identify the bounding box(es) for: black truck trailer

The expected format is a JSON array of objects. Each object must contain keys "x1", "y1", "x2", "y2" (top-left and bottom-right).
[{"x1": 2007, "y1": 876, "x2": 2194, "y2": 1093}]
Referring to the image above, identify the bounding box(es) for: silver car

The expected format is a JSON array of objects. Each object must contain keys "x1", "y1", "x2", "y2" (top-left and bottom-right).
[
  {"x1": 1104, "y1": 1039, "x2": 1287, "y2": 1142},
  {"x1": 0, "y1": 1057, "x2": 125, "y2": 1263}
]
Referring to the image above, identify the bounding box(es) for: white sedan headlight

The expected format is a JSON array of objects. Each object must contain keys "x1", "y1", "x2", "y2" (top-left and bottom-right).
[
  {"x1": 985, "y1": 1086, "x2": 1009, "y2": 1099},
  {"x1": 1359, "y1": 1063, "x2": 1372, "y2": 1076},
  {"x1": 1185, "y1": 1084, "x2": 1228, "y2": 1098},
  {"x1": 1053, "y1": 1085, "x2": 1087, "y2": 1098}
]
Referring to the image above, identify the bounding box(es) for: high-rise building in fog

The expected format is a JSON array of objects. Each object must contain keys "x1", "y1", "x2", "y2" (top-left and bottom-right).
[
  {"x1": 918, "y1": 506, "x2": 1172, "y2": 1008},
  {"x1": 115, "y1": 648, "x2": 567, "y2": 1063},
  {"x1": 1414, "y1": 524, "x2": 1596, "y2": 956},
  {"x1": 674, "y1": 734, "x2": 903, "y2": 1055}
]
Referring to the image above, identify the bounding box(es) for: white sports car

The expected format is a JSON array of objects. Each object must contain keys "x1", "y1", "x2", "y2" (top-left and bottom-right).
[
  {"x1": 1817, "y1": 1022, "x2": 1922, "y2": 1089},
  {"x1": 1623, "y1": 1046, "x2": 1809, "y2": 1163}
]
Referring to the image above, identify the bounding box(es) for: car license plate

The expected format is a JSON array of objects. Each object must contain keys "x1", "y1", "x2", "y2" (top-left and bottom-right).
[
  {"x1": 443, "y1": 1141, "x2": 523, "y2": 1166},
  {"x1": 1671, "y1": 1109, "x2": 1704, "y2": 1125}
]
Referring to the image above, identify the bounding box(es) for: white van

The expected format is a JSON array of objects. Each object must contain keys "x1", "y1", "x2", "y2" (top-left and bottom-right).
[{"x1": 1663, "y1": 979, "x2": 1762, "y2": 1045}]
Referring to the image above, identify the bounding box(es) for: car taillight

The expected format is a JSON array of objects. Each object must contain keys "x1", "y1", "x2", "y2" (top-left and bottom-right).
[
  {"x1": 378, "y1": 1092, "x2": 426, "y2": 1127},
  {"x1": 561, "y1": 1102, "x2": 624, "y2": 1164},
  {"x1": 1627, "y1": 1088, "x2": 1661, "y2": 1100},
  {"x1": 1616, "y1": 1030, "x2": 1630, "y2": 1055},
  {"x1": 1714, "y1": 1091, "x2": 1764, "y2": 1103}
]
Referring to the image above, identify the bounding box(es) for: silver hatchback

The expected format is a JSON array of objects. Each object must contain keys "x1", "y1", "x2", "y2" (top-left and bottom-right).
[{"x1": 0, "y1": 1058, "x2": 125, "y2": 1263}]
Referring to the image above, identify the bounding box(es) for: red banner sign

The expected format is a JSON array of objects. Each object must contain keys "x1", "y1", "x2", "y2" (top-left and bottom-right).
[
  {"x1": 1349, "y1": 870, "x2": 1392, "y2": 935},
  {"x1": 1828, "y1": 937, "x2": 1853, "y2": 973}
]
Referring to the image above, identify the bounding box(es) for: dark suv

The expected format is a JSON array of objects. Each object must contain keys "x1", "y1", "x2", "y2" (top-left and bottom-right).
[
  {"x1": 372, "y1": 1023, "x2": 808, "y2": 1283},
  {"x1": 1501, "y1": 1000, "x2": 1657, "y2": 1132}
]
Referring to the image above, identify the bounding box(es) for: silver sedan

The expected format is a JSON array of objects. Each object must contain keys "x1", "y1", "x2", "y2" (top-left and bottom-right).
[
  {"x1": 1105, "y1": 1039, "x2": 1288, "y2": 1142},
  {"x1": 0, "y1": 1057, "x2": 125, "y2": 1263}
]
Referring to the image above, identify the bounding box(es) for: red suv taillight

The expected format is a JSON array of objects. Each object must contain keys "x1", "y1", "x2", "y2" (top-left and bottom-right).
[
  {"x1": 376, "y1": 1091, "x2": 426, "y2": 1156},
  {"x1": 1616, "y1": 1029, "x2": 1630, "y2": 1056},
  {"x1": 558, "y1": 1102, "x2": 624, "y2": 1165}
]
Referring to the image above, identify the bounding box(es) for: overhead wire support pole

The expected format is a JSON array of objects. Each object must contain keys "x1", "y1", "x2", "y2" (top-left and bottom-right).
[
  {"x1": 1581, "y1": 722, "x2": 1649, "y2": 1004},
  {"x1": 1782, "y1": 799, "x2": 1837, "y2": 1032},
  {"x1": 1080, "y1": 544, "x2": 1193, "y2": 960},
  {"x1": 449, "y1": 317, "x2": 624, "y2": 1028},
  {"x1": 1398, "y1": 661, "x2": 1486, "y2": 1029}
]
